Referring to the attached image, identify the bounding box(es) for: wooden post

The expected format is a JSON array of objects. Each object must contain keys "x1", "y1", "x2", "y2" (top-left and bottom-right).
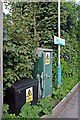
[{"x1": 0, "y1": 1, "x2": 3, "y2": 119}]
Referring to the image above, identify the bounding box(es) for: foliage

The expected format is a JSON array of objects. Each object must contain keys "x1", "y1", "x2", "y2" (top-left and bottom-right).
[
  {"x1": 37, "y1": 97, "x2": 52, "y2": 116},
  {"x1": 3, "y1": 2, "x2": 79, "y2": 118},
  {"x1": 3, "y1": 2, "x2": 38, "y2": 91},
  {"x1": 52, "y1": 2, "x2": 78, "y2": 86},
  {"x1": 36, "y1": 2, "x2": 58, "y2": 48},
  {"x1": 52, "y1": 75, "x2": 78, "y2": 100},
  {"x1": 2, "y1": 104, "x2": 18, "y2": 119},
  {"x1": 2, "y1": 97, "x2": 52, "y2": 119},
  {"x1": 19, "y1": 102, "x2": 40, "y2": 118},
  {"x1": 4, "y1": 1, "x2": 79, "y2": 90},
  {"x1": 77, "y1": 4, "x2": 80, "y2": 80}
]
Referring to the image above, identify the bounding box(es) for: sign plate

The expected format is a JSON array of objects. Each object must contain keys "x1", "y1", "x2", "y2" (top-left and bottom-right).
[
  {"x1": 26, "y1": 87, "x2": 33, "y2": 102},
  {"x1": 45, "y1": 52, "x2": 50, "y2": 65},
  {"x1": 54, "y1": 36, "x2": 65, "y2": 46}
]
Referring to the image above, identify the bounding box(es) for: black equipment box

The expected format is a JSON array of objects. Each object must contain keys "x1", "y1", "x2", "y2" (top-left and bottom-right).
[{"x1": 6, "y1": 78, "x2": 38, "y2": 115}]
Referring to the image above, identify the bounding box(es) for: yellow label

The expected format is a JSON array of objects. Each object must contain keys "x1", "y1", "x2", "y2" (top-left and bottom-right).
[
  {"x1": 45, "y1": 52, "x2": 50, "y2": 64},
  {"x1": 26, "y1": 96, "x2": 33, "y2": 102},
  {"x1": 26, "y1": 87, "x2": 33, "y2": 102}
]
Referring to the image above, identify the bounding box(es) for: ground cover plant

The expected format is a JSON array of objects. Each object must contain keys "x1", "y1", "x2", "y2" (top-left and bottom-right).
[{"x1": 2, "y1": 97, "x2": 52, "y2": 119}]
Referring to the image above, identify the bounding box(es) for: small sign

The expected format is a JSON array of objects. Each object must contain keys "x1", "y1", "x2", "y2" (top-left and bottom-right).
[
  {"x1": 45, "y1": 52, "x2": 50, "y2": 65},
  {"x1": 26, "y1": 87, "x2": 33, "y2": 102},
  {"x1": 54, "y1": 36, "x2": 65, "y2": 46}
]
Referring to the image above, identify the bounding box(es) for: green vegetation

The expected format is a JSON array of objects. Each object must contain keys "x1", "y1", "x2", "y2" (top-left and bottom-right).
[
  {"x1": 52, "y1": 75, "x2": 78, "y2": 100},
  {"x1": 3, "y1": 1, "x2": 79, "y2": 118},
  {"x1": 3, "y1": 97, "x2": 52, "y2": 119},
  {"x1": 3, "y1": 2, "x2": 38, "y2": 91}
]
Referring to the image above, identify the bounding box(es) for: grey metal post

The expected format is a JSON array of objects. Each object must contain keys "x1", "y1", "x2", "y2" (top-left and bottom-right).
[
  {"x1": 0, "y1": 1, "x2": 3, "y2": 119},
  {"x1": 58, "y1": 0, "x2": 60, "y2": 65},
  {"x1": 57, "y1": 0, "x2": 61, "y2": 88}
]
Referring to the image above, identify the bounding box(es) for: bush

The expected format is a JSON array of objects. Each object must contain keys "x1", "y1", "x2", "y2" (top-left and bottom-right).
[
  {"x1": 3, "y1": 3, "x2": 38, "y2": 91},
  {"x1": 52, "y1": 75, "x2": 78, "y2": 100},
  {"x1": 2, "y1": 97, "x2": 52, "y2": 119}
]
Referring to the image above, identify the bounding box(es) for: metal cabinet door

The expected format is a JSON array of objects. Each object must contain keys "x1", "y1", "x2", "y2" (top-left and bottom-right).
[{"x1": 43, "y1": 52, "x2": 52, "y2": 97}]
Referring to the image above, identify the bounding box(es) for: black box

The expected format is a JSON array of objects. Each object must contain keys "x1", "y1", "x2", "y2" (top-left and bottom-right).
[{"x1": 6, "y1": 78, "x2": 38, "y2": 115}]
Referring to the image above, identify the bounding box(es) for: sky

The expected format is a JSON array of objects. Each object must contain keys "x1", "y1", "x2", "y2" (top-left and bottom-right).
[{"x1": 3, "y1": 0, "x2": 80, "y2": 14}]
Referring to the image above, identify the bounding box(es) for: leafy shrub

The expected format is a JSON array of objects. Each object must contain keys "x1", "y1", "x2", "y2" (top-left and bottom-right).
[
  {"x1": 19, "y1": 102, "x2": 40, "y2": 118},
  {"x1": 52, "y1": 75, "x2": 78, "y2": 100},
  {"x1": 2, "y1": 104, "x2": 17, "y2": 119},
  {"x1": 3, "y1": 2, "x2": 79, "y2": 93},
  {"x1": 2, "y1": 97, "x2": 52, "y2": 119},
  {"x1": 19, "y1": 97, "x2": 52, "y2": 117},
  {"x1": 3, "y1": 2, "x2": 79, "y2": 119},
  {"x1": 37, "y1": 97, "x2": 52, "y2": 116},
  {"x1": 3, "y1": 3, "x2": 38, "y2": 91}
]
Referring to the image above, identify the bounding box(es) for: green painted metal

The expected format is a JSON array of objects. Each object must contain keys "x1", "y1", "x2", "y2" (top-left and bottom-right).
[
  {"x1": 33, "y1": 48, "x2": 53, "y2": 98},
  {"x1": 43, "y1": 51, "x2": 52, "y2": 97}
]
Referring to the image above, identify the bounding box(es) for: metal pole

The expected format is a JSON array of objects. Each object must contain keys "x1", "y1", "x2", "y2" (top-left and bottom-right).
[
  {"x1": 58, "y1": 0, "x2": 60, "y2": 64},
  {"x1": 58, "y1": 0, "x2": 61, "y2": 88},
  {"x1": 0, "y1": 1, "x2": 3, "y2": 119}
]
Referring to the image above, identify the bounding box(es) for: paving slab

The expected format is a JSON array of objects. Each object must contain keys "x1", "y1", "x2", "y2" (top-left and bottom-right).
[{"x1": 58, "y1": 91, "x2": 78, "y2": 118}]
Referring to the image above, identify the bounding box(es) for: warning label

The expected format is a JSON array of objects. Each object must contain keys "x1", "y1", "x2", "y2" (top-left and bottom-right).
[
  {"x1": 26, "y1": 87, "x2": 33, "y2": 102},
  {"x1": 45, "y1": 52, "x2": 50, "y2": 65}
]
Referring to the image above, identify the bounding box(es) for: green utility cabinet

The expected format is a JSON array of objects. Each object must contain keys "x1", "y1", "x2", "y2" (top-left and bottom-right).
[{"x1": 33, "y1": 48, "x2": 53, "y2": 98}]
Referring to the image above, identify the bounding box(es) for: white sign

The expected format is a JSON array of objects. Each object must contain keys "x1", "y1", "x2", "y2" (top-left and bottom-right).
[
  {"x1": 54, "y1": 36, "x2": 65, "y2": 46},
  {"x1": 26, "y1": 87, "x2": 33, "y2": 102}
]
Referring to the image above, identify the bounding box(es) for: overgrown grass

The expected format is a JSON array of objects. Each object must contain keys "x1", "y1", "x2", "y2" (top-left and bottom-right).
[
  {"x1": 2, "y1": 97, "x2": 52, "y2": 119},
  {"x1": 52, "y1": 75, "x2": 79, "y2": 100}
]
